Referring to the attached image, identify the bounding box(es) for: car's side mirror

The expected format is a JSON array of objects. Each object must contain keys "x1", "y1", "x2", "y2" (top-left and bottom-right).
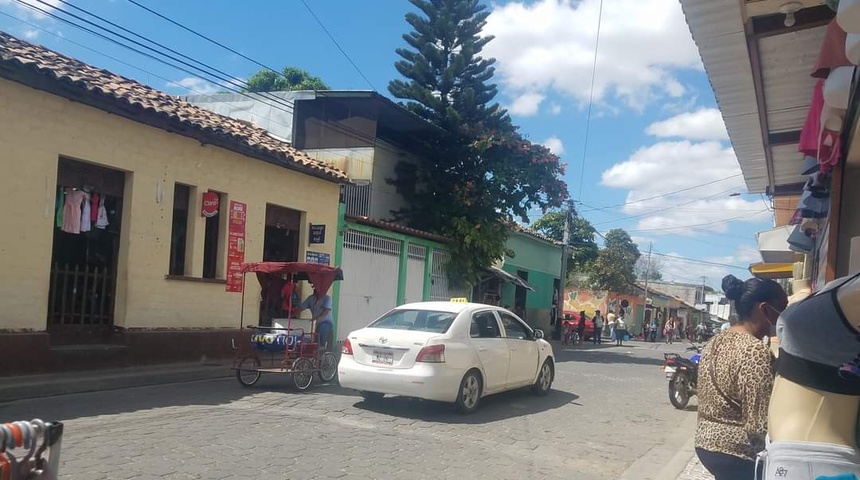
[{"x1": 534, "y1": 329, "x2": 544, "y2": 340}]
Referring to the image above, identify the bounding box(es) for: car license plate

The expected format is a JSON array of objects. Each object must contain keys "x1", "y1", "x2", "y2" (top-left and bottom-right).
[{"x1": 372, "y1": 350, "x2": 394, "y2": 366}]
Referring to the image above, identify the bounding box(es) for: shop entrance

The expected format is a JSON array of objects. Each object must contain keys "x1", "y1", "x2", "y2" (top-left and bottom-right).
[
  {"x1": 48, "y1": 158, "x2": 125, "y2": 342},
  {"x1": 259, "y1": 204, "x2": 301, "y2": 326}
]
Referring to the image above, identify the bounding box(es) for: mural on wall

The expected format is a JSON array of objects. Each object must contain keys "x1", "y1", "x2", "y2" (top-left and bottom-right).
[
  {"x1": 607, "y1": 295, "x2": 636, "y2": 320},
  {"x1": 563, "y1": 289, "x2": 607, "y2": 317}
]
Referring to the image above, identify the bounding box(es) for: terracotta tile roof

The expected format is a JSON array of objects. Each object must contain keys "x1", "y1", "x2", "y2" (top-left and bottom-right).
[
  {"x1": 345, "y1": 216, "x2": 449, "y2": 243},
  {"x1": 506, "y1": 221, "x2": 563, "y2": 246},
  {"x1": 0, "y1": 31, "x2": 347, "y2": 183}
]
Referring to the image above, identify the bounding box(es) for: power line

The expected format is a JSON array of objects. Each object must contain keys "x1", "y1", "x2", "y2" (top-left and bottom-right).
[
  {"x1": 13, "y1": 0, "x2": 382, "y2": 156},
  {"x1": 125, "y1": 0, "x2": 285, "y2": 78},
  {"x1": 579, "y1": 174, "x2": 743, "y2": 212},
  {"x1": 0, "y1": 10, "x2": 199, "y2": 93},
  {"x1": 624, "y1": 209, "x2": 769, "y2": 233},
  {"x1": 577, "y1": 0, "x2": 603, "y2": 201},
  {"x1": 590, "y1": 187, "x2": 739, "y2": 226},
  {"x1": 299, "y1": 0, "x2": 376, "y2": 91},
  {"x1": 649, "y1": 251, "x2": 749, "y2": 271}
]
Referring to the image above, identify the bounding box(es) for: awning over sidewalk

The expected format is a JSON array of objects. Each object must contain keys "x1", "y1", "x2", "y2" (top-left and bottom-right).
[
  {"x1": 756, "y1": 225, "x2": 801, "y2": 264},
  {"x1": 749, "y1": 262, "x2": 795, "y2": 280},
  {"x1": 484, "y1": 266, "x2": 535, "y2": 291}
]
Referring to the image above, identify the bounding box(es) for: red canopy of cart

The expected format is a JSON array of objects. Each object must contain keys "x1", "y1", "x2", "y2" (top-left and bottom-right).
[{"x1": 241, "y1": 262, "x2": 344, "y2": 296}]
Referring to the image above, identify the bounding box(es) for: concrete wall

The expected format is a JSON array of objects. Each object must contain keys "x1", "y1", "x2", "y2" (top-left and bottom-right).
[
  {"x1": 0, "y1": 78, "x2": 339, "y2": 332},
  {"x1": 369, "y1": 141, "x2": 416, "y2": 221}
]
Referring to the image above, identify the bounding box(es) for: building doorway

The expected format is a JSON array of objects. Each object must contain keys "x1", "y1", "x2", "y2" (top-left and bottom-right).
[
  {"x1": 259, "y1": 204, "x2": 301, "y2": 326},
  {"x1": 48, "y1": 158, "x2": 125, "y2": 342},
  {"x1": 263, "y1": 204, "x2": 300, "y2": 263},
  {"x1": 514, "y1": 270, "x2": 528, "y2": 320}
]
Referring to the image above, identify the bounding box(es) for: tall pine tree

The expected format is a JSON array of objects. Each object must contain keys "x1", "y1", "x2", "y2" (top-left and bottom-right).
[{"x1": 389, "y1": 0, "x2": 568, "y2": 285}]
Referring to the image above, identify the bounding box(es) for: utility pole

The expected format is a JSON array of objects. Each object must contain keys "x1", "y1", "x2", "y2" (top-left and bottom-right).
[
  {"x1": 700, "y1": 276, "x2": 708, "y2": 326},
  {"x1": 555, "y1": 200, "x2": 575, "y2": 341},
  {"x1": 642, "y1": 242, "x2": 652, "y2": 336}
]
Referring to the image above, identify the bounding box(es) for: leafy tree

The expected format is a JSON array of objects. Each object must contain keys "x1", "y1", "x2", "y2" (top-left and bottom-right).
[
  {"x1": 388, "y1": 0, "x2": 568, "y2": 285},
  {"x1": 244, "y1": 67, "x2": 330, "y2": 92},
  {"x1": 635, "y1": 255, "x2": 663, "y2": 281},
  {"x1": 588, "y1": 229, "x2": 641, "y2": 293},
  {"x1": 531, "y1": 212, "x2": 599, "y2": 281}
]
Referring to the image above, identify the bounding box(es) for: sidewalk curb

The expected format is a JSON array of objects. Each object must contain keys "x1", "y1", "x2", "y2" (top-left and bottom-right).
[
  {"x1": 0, "y1": 362, "x2": 234, "y2": 403},
  {"x1": 619, "y1": 413, "x2": 698, "y2": 480}
]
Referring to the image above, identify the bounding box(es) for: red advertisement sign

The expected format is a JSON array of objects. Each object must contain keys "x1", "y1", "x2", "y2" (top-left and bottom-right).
[
  {"x1": 201, "y1": 192, "x2": 220, "y2": 218},
  {"x1": 226, "y1": 201, "x2": 247, "y2": 293}
]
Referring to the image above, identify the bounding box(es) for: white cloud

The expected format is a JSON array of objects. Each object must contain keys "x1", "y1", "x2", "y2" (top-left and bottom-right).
[
  {"x1": 600, "y1": 140, "x2": 770, "y2": 235},
  {"x1": 484, "y1": 0, "x2": 701, "y2": 111},
  {"x1": 0, "y1": 0, "x2": 61, "y2": 19},
  {"x1": 550, "y1": 103, "x2": 562, "y2": 115},
  {"x1": 646, "y1": 108, "x2": 729, "y2": 141},
  {"x1": 543, "y1": 135, "x2": 565, "y2": 155},
  {"x1": 508, "y1": 92, "x2": 545, "y2": 116},
  {"x1": 22, "y1": 29, "x2": 39, "y2": 40},
  {"x1": 169, "y1": 77, "x2": 219, "y2": 95}
]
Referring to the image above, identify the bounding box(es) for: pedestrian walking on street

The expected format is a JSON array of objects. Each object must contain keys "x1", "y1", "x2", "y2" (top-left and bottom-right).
[
  {"x1": 695, "y1": 274, "x2": 787, "y2": 480},
  {"x1": 577, "y1": 311, "x2": 587, "y2": 344},
  {"x1": 649, "y1": 318, "x2": 658, "y2": 342},
  {"x1": 664, "y1": 317, "x2": 676, "y2": 345},
  {"x1": 607, "y1": 309, "x2": 617, "y2": 342},
  {"x1": 592, "y1": 310, "x2": 604, "y2": 345},
  {"x1": 615, "y1": 315, "x2": 627, "y2": 346}
]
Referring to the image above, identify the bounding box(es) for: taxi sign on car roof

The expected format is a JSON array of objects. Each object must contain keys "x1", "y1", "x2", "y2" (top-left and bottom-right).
[{"x1": 450, "y1": 297, "x2": 468, "y2": 303}]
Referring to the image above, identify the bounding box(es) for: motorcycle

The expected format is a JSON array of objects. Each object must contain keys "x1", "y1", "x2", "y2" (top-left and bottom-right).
[{"x1": 663, "y1": 344, "x2": 702, "y2": 409}]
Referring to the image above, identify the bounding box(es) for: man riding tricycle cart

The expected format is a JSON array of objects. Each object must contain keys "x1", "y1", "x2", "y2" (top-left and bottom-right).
[{"x1": 231, "y1": 261, "x2": 343, "y2": 390}]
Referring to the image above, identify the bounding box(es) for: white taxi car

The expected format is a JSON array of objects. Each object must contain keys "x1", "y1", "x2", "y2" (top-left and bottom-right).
[{"x1": 338, "y1": 301, "x2": 555, "y2": 413}]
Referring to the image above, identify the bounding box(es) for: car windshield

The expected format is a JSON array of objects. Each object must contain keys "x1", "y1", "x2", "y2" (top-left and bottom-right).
[{"x1": 367, "y1": 309, "x2": 457, "y2": 333}]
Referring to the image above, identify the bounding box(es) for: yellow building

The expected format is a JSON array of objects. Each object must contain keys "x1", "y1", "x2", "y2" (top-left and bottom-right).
[{"x1": 0, "y1": 32, "x2": 346, "y2": 375}]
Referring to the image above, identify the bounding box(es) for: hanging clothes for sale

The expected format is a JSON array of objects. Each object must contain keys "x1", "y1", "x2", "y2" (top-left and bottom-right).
[
  {"x1": 80, "y1": 192, "x2": 92, "y2": 233},
  {"x1": 95, "y1": 195, "x2": 109, "y2": 230},
  {"x1": 61, "y1": 189, "x2": 86, "y2": 234}
]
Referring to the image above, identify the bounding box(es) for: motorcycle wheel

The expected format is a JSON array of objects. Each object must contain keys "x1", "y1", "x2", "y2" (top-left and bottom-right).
[{"x1": 668, "y1": 372, "x2": 691, "y2": 409}]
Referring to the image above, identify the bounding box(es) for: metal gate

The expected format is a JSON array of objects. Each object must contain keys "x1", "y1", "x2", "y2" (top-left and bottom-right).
[
  {"x1": 337, "y1": 230, "x2": 401, "y2": 340},
  {"x1": 405, "y1": 244, "x2": 426, "y2": 304},
  {"x1": 430, "y1": 250, "x2": 469, "y2": 301}
]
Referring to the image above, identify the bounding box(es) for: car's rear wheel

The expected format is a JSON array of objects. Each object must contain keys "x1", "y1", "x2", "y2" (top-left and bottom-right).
[
  {"x1": 360, "y1": 391, "x2": 384, "y2": 403},
  {"x1": 456, "y1": 370, "x2": 482, "y2": 414},
  {"x1": 532, "y1": 359, "x2": 553, "y2": 396}
]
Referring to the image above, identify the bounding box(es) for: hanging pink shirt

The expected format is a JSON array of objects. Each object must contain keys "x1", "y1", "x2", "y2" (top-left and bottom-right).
[
  {"x1": 61, "y1": 190, "x2": 86, "y2": 234},
  {"x1": 798, "y1": 79, "x2": 825, "y2": 158}
]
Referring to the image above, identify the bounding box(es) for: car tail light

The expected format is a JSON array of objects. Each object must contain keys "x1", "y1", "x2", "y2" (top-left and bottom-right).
[
  {"x1": 342, "y1": 339, "x2": 353, "y2": 356},
  {"x1": 416, "y1": 344, "x2": 445, "y2": 363}
]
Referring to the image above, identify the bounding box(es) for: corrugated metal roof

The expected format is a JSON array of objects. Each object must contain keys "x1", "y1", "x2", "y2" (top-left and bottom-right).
[
  {"x1": 680, "y1": 0, "x2": 769, "y2": 193},
  {"x1": 680, "y1": 0, "x2": 824, "y2": 195}
]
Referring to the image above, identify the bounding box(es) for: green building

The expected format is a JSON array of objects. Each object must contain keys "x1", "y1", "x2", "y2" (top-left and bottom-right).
[{"x1": 474, "y1": 227, "x2": 563, "y2": 332}]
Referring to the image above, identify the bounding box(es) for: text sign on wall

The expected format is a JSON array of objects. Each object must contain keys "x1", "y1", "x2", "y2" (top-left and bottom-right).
[
  {"x1": 201, "y1": 192, "x2": 220, "y2": 218},
  {"x1": 309, "y1": 224, "x2": 326, "y2": 244},
  {"x1": 305, "y1": 251, "x2": 331, "y2": 266},
  {"x1": 226, "y1": 201, "x2": 247, "y2": 292}
]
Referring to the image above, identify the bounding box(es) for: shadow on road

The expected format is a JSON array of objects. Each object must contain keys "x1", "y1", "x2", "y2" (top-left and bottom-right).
[
  {"x1": 554, "y1": 348, "x2": 666, "y2": 367},
  {"x1": 349, "y1": 387, "x2": 580, "y2": 424}
]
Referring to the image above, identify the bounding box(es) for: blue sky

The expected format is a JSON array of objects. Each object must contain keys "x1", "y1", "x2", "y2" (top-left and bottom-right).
[{"x1": 0, "y1": 0, "x2": 774, "y2": 287}]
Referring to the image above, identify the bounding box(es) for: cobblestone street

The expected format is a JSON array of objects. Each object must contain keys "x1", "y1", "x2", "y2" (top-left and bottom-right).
[{"x1": 1, "y1": 341, "x2": 701, "y2": 479}]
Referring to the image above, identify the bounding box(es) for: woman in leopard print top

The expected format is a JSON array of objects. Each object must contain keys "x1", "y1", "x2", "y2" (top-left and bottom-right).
[{"x1": 694, "y1": 275, "x2": 787, "y2": 480}]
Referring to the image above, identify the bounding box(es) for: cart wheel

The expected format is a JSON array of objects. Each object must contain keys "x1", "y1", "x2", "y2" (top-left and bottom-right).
[
  {"x1": 318, "y1": 352, "x2": 337, "y2": 383},
  {"x1": 292, "y1": 357, "x2": 314, "y2": 391},
  {"x1": 235, "y1": 356, "x2": 261, "y2": 387}
]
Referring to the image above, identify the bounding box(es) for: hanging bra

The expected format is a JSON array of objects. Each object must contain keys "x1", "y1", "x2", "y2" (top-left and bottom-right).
[{"x1": 775, "y1": 272, "x2": 860, "y2": 395}]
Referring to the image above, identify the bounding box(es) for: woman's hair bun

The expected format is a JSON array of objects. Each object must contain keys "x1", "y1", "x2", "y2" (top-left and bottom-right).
[{"x1": 722, "y1": 275, "x2": 744, "y2": 301}]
